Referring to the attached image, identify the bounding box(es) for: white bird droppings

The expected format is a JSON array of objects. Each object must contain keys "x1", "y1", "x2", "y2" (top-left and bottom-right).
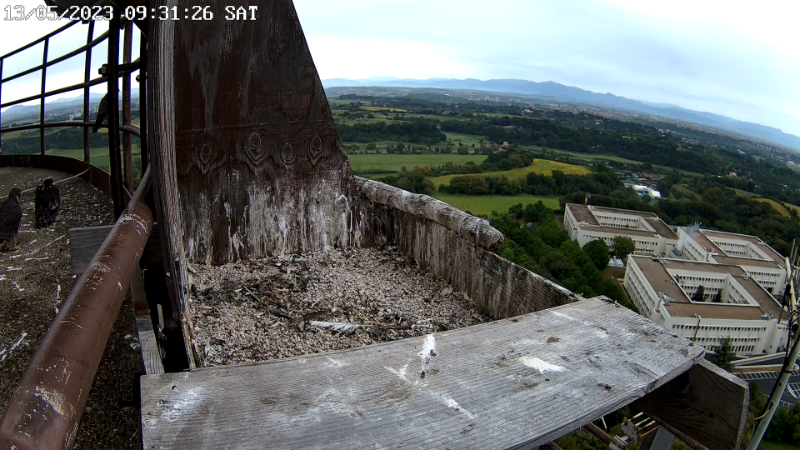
[{"x1": 519, "y1": 357, "x2": 567, "y2": 374}]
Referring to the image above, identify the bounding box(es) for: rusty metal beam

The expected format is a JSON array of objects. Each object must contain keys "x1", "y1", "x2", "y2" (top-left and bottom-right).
[
  {"x1": 584, "y1": 423, "x2": 624, "y2": 448},
  {"x1": 122, "y1": 21, "x2": 134, "y2": 190},
  {"x1": 108, "y1": 10, "x2": 124, "y2": 217},
  {"x1": 0, "y1": 167, "x2": 153, "y2": 450}
]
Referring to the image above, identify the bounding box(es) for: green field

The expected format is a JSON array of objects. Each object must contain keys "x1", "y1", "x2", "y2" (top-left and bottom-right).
[
  {"x1": 347, "y1": 153, "x2": 486, "y2": 174},
  {"x1": 760, "y1": 441, "x2": 799, "y2": 450},
  {"x1": 730, "y1": 189, "x2": 800, "y2": 217},
  {"x1": 432, "y1": 193, "x2": 560, "y2": 216},
  {"x1": 444, "y1": 132, "x2": 484, "y2": 148},
  {"x1": 428, "y1": 159, "x2": 590, "y2": 187},
  {"x1": 753, "y1": 198, "x2": 791, "y2": 217},
  {"x1": 537, "y1": 148, "x2": 639, "y2": 164},
  {"x1": 46, "y1": 146, "x2": 141, "y2": 174},
  {"x1": 732, "y1": 188, "x2": 758, "y2": 198}
]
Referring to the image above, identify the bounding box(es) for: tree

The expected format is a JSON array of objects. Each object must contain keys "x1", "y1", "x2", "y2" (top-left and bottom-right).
[
  {"x1": 713, "y1": 290, "x2": 723, "y2": 303},
  {"x1": 692, "y1": 285, "x2": 706, "y2": 302},
  {"x1": 365, "y1": 142, "x2": 377, "y2": 151},
  {"x1": 709, "y1": 337, "x2": 736, "y2": 372},
  {"x1": 611, "y1": 236, "x2": 636, "y2": 263},
  {"x1": 583, "y1": 239, "x2": 610, "y2": 270}
]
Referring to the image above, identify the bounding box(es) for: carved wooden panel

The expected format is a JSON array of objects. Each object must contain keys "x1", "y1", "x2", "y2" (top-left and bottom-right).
[{"x1": 174, "y1": 0, "x2": 357, "y2": 264}]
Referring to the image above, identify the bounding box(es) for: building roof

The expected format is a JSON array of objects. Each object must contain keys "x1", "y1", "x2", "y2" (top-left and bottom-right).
[
  {"x1": 682, "y1": 228, "x2": 786, "y2": 270},
  {"x1": 703, "y1": 230, "x2": 786, "y2": 265},
  {"x1": 566, "y1": 204, "x2": 678, "y2": 240},
  {"x1": 631, "y1": 256, "x2": 783, "y2": 321}
]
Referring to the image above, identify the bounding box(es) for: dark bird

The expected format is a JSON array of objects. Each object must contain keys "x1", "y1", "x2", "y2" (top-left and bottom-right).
[
  {"x1": 0, "y1": 188, "x2": 23, "y2": 252},
  {"x1": 35, "y1": 178, "x2": 61, "y2": 229},
  {"x1": 93, "y1": 94, "x2": 109, "y2": 133}
]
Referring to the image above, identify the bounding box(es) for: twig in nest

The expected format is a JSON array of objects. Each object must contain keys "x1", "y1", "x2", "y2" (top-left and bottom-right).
[{"x1": 243, "y1": 285, "x2": 284, "y2": 308}]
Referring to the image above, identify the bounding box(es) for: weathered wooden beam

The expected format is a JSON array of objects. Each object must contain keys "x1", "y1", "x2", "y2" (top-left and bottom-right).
[
  {"x1": 356, "y1": 188, "x2": 578, "y2": 318},
  {"x1": 140, "y1": 298, "x2": 710, "y2": 449},
  {"x1": 147, "y1": 0, "x2": 193, "y2": 369},
  {"x1": 68, "y1": 224, "x2": 161, "y2": 275},
  {"x1": 358, "y1": 177, "x2": 504, "y2": 250},
  {"x1": 130, "y1": 269, "x2": 164, "y2": 375},
  {"x1": 633, "y1": 359, "x2": 749, "y2": 450}
]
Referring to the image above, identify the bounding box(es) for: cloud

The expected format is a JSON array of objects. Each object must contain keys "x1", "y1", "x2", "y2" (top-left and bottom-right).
[{"x1": 2, "y1": 0, "x2": 798, "y2": 135}]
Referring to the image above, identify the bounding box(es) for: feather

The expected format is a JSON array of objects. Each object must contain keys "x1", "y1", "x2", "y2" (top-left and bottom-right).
[{"x1": 309, "y1": 321, "x2": 363, "y2": 333}]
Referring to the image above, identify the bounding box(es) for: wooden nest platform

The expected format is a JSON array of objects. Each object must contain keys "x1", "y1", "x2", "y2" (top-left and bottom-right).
[{"x1": 137, "y1": 3, "x2": 750, "y2": 448}]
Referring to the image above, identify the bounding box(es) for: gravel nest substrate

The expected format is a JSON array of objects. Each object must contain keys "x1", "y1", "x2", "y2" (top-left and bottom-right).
[
  {"x1": 190, "y1": 246, "x2": 492, "y2": 366},
  {"x1": 0, "y1": 167, "x2": 142, "y2": 449}
]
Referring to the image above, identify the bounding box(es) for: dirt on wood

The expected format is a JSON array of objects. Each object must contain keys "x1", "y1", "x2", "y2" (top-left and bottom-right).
[
  {"x1": 0, "y1": 167, "x2": 142, "y2": 449},
  {"x1": 190, "y1": 246, "x2": 492, "y2": 366}
]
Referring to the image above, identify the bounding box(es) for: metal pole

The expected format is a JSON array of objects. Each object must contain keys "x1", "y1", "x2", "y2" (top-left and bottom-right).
[
  {"x1": 0, "y1": 56, "x2": 4, "y2": 155},
  {"x1": 584, "y1": 423, "x2": 626, "y2": 448},
  {"x1": 122, "y1": 21, "x2": 133, "y2": 190},
  {"x1": 692, "y1": 314, "x2": 701, "y2": 342},
  {"x1": 748, "y1": 328, "x2": 800, "y2": 449},
  {"x1": 83, "y1": 20, "x2": 95, "y2": 163},
  {"x1": 139, "y1": 28, "x2": 148, "y2": 172},
  {"x1": 748, "y1": 263, "x2": 798, "y2": 450},
  {"x1": 40, "y1": 38, "x2": 49, "y2": 156},
  {"x1": 108, "y1": 11, "x2": 125, "y2": 216}
]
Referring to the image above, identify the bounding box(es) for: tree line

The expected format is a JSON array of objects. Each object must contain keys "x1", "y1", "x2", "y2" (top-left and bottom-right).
[
  {"x1": 337, "y1": 119, "x2": 447, "y2": 144},
  {"x1": 440, "y1": 164, "x2": 623, "y2": 197},
  {"x1": 490, "y1": 202, "x2": 634, "y2": 308}
]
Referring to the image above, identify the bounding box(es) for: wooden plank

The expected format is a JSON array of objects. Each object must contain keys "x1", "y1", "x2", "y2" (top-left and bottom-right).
[
  {"x1": 136, "y1": 315, "x2": 163, "y2": 376},
  {"x1": 634, "y1": 359, "x2": 749, "y2": 450},
  {"x1": 130, "y1": 269, "x2": 164, "y2": 375},
  {"x1": 68, "y1": 224, "x2": 161, "y2": 275},
  {"x1": 141, "y1": 298, "x2": 709, "y2": 449}
]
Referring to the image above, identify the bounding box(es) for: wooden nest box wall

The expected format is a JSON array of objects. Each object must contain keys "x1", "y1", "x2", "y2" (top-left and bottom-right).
[
  {"x1": 159, "y1": 0, "x2": 579, "y2": 356},
  {"x1": 141, "y1": 1, "x2": 749, "y2": 448}
]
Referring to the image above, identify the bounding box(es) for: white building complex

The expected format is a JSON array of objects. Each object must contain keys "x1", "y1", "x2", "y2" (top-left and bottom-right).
[
  {"x1": 624, "y1": 256, "x2": 788, "y2": 356},
  {"x1": 563, "y1": 203, "x2": 793, "y2": 356},
  {"x1": 564, "y1": 203, "x2": 679, "y2": 256},
  {"x1": 678, "y1": 227, "x2": 789, "y2": 297}
]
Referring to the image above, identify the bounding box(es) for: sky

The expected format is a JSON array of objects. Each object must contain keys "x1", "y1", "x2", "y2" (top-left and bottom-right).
[{"x1": 1, "y1": 0, "x2": 799, "y2": 136}]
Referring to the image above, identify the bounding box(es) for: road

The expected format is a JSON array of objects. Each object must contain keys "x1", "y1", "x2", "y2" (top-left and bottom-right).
[{"x1": 738, "y1": 370, "x2": 800, "y2": 407}]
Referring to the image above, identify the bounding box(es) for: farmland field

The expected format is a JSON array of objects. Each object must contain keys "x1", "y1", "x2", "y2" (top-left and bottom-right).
[
  {"x1": 445, "y1": 132, "x2": 484, "y2": 148},
  {"x1": 347, "y1": 153, "x2": 486, "y2": 174},
  {"x1": 46, "y1": 146, "x2": 141, "y2": 174},
  {"x1": 753, "y1": 198, "x2": 791, "y2": 217},
  {"x1": 536, "y1": 148, "x2": 639, "y2": 164},
  {"x1": 432, "y1": 193, "x2": 560, "y2": 216},
  {"x1": 428, "y1": 159, "x2": 590, "y2": 187}
]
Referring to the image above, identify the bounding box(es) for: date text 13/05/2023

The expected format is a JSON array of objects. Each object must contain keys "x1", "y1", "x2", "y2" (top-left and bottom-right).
[{"x1": 124, "y1": 6, "x2": 257, "y2": 21}]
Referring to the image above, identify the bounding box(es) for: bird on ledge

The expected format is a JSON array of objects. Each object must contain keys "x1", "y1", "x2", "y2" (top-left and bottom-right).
[
  {"x1": 93, "y1": 94, "x2": 109, "y2": 134},
  {"x1": 34, "y1": 178, "x2": 61, "y2": 229},
  {"x1": 0, "y1": 188, "x2": 23, "y2": 252}
]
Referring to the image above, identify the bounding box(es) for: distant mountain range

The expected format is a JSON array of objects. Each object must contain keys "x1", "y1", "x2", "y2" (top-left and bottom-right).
[
  {"x1": 5, "y1": 80, "x2": 799, "y2": 153},
  {"x1": 2, "y1": 89, "x2": 139, "y2": 120},
  {"x1": 323, "y1": 77, "x2": 800, "y2": 152}
]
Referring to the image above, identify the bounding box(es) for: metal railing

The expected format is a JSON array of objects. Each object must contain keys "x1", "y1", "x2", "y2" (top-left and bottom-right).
[
  {"x1": 0, "y1": 13, "x2": 145, "y2": 216},
  {"x1": 0, "y1": 7, "x2": 156, "y2": 449}
]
